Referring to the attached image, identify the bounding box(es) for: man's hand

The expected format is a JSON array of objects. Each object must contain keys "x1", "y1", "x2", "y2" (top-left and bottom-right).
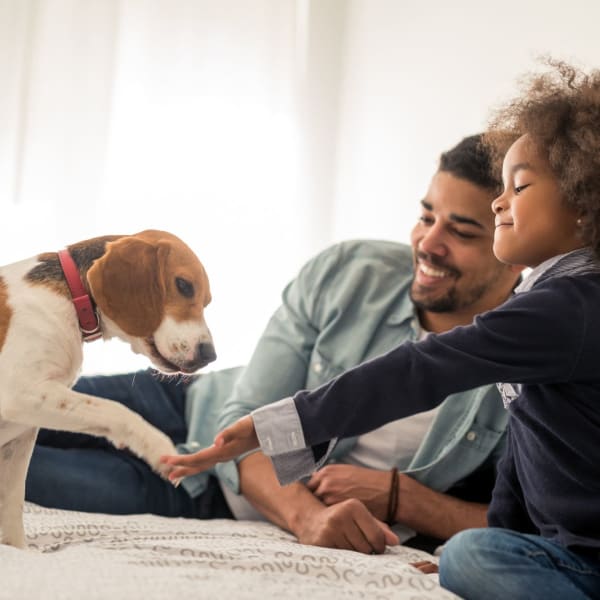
[
  {"x1": 160, "y1": 415, "x2": 259, "y2": 481},
  {"x1": 306, "y1": 464, "x2": 390, "y2": 521},
  {"x1": 296, "y1": 498, "x2": 399, "y2": 554}
]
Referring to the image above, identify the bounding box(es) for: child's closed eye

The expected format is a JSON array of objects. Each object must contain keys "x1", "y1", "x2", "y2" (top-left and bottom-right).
[{"x1": 514, "y1": 184, "x2": 531, "y2": 194}]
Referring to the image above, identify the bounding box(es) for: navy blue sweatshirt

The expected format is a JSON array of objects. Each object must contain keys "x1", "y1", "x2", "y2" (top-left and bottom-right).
[{"x1": 292, "y1": 248, "x2": 600, "y2": 551}]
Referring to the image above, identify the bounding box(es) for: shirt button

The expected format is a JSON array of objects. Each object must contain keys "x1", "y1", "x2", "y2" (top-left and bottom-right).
[
  {"x1": 313, "y1": 362, "x2": 323, "y2": 373},
  {"x1": 466, "y1": 431, "x2": 477, "y2": 442}
]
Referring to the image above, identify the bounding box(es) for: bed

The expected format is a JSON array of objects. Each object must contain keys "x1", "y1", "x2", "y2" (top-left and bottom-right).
[{"x1": 0, "y1": 503, "x2": 458, "y2": 599}]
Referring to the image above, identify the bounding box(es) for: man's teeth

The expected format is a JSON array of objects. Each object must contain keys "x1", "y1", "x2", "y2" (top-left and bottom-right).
[{"x1": 420, "y1": 263, "x2": 449, "y2": 278}]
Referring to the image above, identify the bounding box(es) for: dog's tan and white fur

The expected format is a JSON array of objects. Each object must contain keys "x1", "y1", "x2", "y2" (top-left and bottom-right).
[{"x1": 0, "y1": 229, "x2": 215, "y2": 548}]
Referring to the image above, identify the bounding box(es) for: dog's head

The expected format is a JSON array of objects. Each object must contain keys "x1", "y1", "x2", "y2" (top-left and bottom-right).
[{"x1": 87, "y1": 230, "x2": 215, "y2": 374}]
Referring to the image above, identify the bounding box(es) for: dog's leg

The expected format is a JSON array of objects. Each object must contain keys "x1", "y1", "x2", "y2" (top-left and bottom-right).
[
  {"x1": 4, "y1": 382, "x2": 177, "y2": 478},
  {"x1": 0, "y1": 427, "x2": 37, "y2": 548}
]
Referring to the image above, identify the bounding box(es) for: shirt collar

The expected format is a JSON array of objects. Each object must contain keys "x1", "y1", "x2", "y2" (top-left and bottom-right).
[
  {"x1": 514, "y1": 253, "x2": 568, "y2": 294},
  {"x1": 515, "y1": 246, "x2": 600, "y2": 294}
]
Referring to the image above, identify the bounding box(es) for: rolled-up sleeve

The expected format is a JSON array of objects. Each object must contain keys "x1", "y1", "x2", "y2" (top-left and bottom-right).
[{"x1": 252, "y1": 397, "x2": 337, "y2": 484}]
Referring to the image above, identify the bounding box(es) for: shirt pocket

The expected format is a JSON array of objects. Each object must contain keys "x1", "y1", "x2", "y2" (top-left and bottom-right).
[{"x1": 305, "y1": 349, "x2": 347, "y2": 390}]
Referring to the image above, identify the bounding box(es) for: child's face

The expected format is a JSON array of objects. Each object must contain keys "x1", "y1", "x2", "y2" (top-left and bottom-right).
[{"x1": 492, "y1": 135, "x2": 583, "y2": 268}]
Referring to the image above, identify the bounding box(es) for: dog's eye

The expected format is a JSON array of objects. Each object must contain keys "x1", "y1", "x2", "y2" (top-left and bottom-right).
[{"x1": 175, "y1": 277, "x2": 195, "y2": 298}]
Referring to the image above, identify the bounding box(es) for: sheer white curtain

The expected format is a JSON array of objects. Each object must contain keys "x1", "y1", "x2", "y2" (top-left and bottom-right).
[{"x1": 0, "y1": 0, "x2": 347, "y2": 374}]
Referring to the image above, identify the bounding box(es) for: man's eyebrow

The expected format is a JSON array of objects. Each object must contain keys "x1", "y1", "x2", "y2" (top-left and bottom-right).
[
  {"x1": 450, "y1": 214, "x2": 485, "y2": 229},
  {"x1": 420, "y1": 199, "x2": 485, "y2": 229}
]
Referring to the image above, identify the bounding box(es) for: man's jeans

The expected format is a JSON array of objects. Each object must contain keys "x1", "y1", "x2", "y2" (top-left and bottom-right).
[
  {"x1": 439, "y1": 528, "x2": 600, "y2": 599},
  {"x1": 25, "y1": 370, "x2": 232, "y2": 519}
]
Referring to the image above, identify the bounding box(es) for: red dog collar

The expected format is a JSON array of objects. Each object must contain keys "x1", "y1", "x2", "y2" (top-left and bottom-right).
[{"x1": 57, "y1": 249, "x2": 102, "y2": 342}]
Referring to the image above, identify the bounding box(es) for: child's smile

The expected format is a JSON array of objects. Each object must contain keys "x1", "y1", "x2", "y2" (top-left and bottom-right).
[{"x1": 491, "y1": 135, "x2": 583, "y2": 268}]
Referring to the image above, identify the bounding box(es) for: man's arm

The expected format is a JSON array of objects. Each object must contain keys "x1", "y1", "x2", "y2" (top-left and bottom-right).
[
  {"x1": 239, "y1": 450, "x2": 484, "y2": 546},
  {"x1": 237, "y1": 451, "x2": 398, "y2": 554},
  {"x1": 165, "y1": 424, "x2": 487, "y2": 552},
  {"x1": 394, "y1": 472, "x2": 487, "y2": 539},
  {"x1": 307, "y1": 463, "x2": 487, "y2": 540},
  {"x1": 165, "y1": 416, "x2": 488, "y2": 542}
]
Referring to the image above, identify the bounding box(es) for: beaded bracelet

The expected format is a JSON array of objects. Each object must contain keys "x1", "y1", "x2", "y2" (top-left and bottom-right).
[{"x1": 386, "y1": 467, "x2": 399, "y2": 526}]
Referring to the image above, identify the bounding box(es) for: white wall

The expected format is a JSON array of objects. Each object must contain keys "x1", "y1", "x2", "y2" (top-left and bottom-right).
[
  {"x1": 0, "y1": 0, "x2": 349, "y2": 375},
  {"x1": 2, "y1": 0, "x2": 600, "y2": 376},
  {"x1": 332, "y1": 0, "x2": 600, "y2": 245}
]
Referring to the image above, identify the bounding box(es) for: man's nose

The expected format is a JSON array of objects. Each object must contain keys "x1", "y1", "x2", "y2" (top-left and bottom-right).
[{"x1": 418, "y1": 223, "x2": 449, "y2": 257}]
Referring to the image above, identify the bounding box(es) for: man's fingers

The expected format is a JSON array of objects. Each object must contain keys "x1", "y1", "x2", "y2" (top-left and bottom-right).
[
  {"x1": 335, "y1": 499, "x2": 399, "y2": 554},
  {"x1": 351, "y1": 508, "x2": 388, "y2": 554},
  {"x1": 344, "y1": 516, "x2": 389, "y2": 555},
  {"x1": 382, "y1": 522, "x2": 399, "y2": 546},
  {"x1": 306, "y1": 474, "x2": 324, "y2": 495}
]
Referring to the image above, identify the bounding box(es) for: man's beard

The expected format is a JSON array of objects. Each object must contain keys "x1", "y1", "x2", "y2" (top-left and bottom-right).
[{"x1": 410, "y1": 277, "x2": 497, "y2": 313}]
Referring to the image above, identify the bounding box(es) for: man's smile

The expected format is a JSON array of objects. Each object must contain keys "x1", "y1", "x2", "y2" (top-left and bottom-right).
[{"x1": 414, "y1": 257, "x2": 459, "y2": 287}]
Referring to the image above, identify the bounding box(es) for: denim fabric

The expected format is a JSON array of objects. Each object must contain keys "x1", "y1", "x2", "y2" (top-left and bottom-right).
[
  {"x1": 439, "y1": 528, "x2": 600, "y2": 600},
  {"x1": 26, "y1": 370, "x2": 232, "y2": 519}
]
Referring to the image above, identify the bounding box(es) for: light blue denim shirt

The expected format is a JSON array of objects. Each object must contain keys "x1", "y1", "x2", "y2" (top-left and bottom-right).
[{"x1": 179, "y1": 240, "x2": 508, "y2": 497}]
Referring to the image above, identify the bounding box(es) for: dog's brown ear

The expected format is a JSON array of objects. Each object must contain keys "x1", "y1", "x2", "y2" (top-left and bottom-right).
[{"x1": 87, "y1": 237, "x2": 166, "y2": 337}]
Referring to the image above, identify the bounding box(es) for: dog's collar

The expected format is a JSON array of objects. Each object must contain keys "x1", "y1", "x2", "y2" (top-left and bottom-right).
[{"x1": 57, "y1": 249, "x2": 102, "y2": 342}]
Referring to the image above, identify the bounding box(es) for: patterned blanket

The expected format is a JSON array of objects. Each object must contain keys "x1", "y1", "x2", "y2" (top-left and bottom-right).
[{"x1": 0, "y1": 503, "x2": 458, "y2": 599}]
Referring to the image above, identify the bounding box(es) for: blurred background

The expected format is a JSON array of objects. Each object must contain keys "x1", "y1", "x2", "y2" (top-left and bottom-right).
[{"x1": 1, "y1": 0, "x2": 599, "y2": 374}]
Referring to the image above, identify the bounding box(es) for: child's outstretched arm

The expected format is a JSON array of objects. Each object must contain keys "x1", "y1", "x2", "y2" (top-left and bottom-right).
[{"x1": 161, "y1": 415, "x2": 258, "y2": 481}]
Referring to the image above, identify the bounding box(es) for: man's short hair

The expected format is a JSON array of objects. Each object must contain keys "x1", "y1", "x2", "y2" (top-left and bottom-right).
[{"x1": 438, "y1": 134, "x2": 500, "y2": 193}]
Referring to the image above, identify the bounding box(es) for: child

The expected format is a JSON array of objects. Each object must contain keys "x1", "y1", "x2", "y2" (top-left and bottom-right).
[{"x1": 163, "y1": 60, "x2": 600, "y2": 599}]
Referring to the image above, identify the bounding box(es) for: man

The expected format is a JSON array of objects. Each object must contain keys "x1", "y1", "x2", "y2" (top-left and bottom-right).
[{"x1": 26, "y1": 134, "x2": 522, "y2": 553}]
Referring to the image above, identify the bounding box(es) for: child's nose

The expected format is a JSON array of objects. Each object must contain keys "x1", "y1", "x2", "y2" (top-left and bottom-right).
[{"x1": 491, "y1": 193, "x2": 507, "y2": 214}]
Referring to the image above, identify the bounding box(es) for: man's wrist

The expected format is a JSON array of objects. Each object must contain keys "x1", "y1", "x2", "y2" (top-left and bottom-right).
[
  {"x1": 394, "y1": 472, "x2": 417, "y2": 524},
  {"x1": 286, "y1": 488, "x2": 326, "y2": 535}
]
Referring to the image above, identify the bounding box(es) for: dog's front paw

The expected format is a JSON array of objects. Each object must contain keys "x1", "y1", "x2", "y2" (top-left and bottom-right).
[
  {"x1": 114, "y1": 420, "x2": 177, "y2": 481},
  {"x1": 143, "y1": 432, "x2": 178, "y2": 480}
]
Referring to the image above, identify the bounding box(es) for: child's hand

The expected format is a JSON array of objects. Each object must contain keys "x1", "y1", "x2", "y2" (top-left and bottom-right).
[{"x1": 160, "y1": 415, "x2": 259, "y2": 482}]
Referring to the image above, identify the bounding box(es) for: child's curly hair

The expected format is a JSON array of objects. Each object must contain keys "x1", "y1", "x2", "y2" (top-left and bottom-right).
[{"x1": 483, "y1": 59, "x2": 600, "y2": 258}]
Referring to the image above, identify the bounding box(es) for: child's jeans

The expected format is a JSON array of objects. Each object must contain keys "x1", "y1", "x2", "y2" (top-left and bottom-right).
[{"x1": 440, "y1": 527, "x2": 600, "y2": 600}]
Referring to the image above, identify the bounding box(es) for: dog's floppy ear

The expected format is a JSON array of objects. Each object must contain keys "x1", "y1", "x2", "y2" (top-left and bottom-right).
[{"x1": 87, "y1": 237, "x2": 166, "y2": 337}]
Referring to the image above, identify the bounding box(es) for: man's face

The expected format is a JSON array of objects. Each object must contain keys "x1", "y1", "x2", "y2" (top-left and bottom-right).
[{"x1": 410, "y1": 171, "x2": 516, "y2": 320}]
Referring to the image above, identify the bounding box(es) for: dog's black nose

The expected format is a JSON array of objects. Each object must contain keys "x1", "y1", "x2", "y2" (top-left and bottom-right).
[{"x1": 196, "y1": 342, "x2": 217, "y2": 365}]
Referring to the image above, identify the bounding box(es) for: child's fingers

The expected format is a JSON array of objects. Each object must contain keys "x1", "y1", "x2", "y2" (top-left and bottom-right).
[
  {"x1": 160, "y1": 453, "x2": 200, "y2": 466},
  {"x1": 167, "y1": 466, "x2": 198, "y2": 480},
  {"x1": 159, "y1": 415, "x2": 260, "y2": 481},
  {"x1": 161, "y1": 443, "x2": 225, "y2": 472}
]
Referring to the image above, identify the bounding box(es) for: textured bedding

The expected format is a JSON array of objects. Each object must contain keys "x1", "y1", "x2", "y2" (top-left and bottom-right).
[{"x1": 0, "y1": 503, "x2": 458, "y2": 599}]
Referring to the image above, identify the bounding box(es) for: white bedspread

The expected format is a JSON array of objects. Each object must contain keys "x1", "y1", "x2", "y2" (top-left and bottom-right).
[{"x1": 0, "y1": 503, "x2": 458, "y2": 599}]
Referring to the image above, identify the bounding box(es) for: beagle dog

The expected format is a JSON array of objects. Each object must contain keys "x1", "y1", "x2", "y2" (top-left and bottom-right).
[{"x1": 0, "y1": 229, "x2": 215, "y2": 548}]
